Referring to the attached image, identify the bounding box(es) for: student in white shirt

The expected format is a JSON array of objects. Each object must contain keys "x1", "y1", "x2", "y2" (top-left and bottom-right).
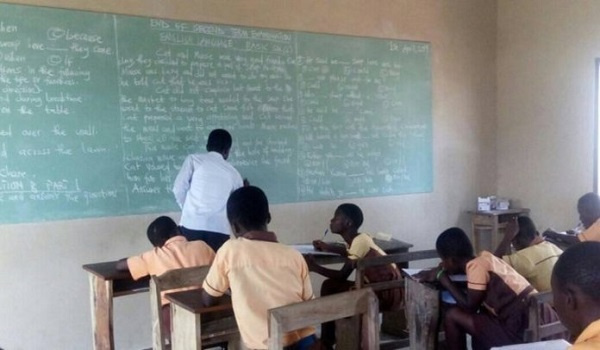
[{"x1": 172, "y1": 129, "x2": 244, "y2": 251}]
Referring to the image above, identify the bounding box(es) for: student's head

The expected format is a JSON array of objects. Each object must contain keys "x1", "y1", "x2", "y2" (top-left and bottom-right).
[
  {"x1": 435, "y1": 227, "x2": 474, "y2": 274},
  {"x1": 512, "y1": 216, "x2": 539, "y2": 251},
  {"x1": 206, "y1": 129, "x2": 233, "y2": 159},
  {"x1": 227, "y1": 186, "x2": 271, "y2": 236},
  {"x1": 146, "y1": 216, "x2": 179, "y2": 247},
  {"x1": 330, "y1": 203, "x2": 363, "y2": 234},
  {"x1": 577, "y1": 192, "x2": 600, "y2": 228},
  {"x1": 552, "y1": 242, "x2": 600, "y2": 338}
]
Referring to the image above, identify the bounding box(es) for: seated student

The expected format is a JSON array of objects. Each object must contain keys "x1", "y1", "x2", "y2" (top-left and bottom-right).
[
  {"x1": 544, "y1": 192, "x2": 600, "y2": 247},
  {"x1": 494, "y1": 216, "x2": 562, "y2": 292},
  {"x1": 201, "y1": 186, "x2": 317, "y2": 350},
  {"x1": 305, "y1": 203, "x2": 401, "y2": 349},
  {"x1": 552, "y1": 242, "x2": 600, "y2": 349},
  {"x1": 419, "y1": 227, "x2": 541, "y2": 350},
  {"x1": 116, "y1": 216, "x2": 215, "y2": 338}
]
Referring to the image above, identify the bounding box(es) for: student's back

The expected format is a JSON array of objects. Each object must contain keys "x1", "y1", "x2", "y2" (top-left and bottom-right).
[
  {"x1": 201, "y1": 186, "x2": 316, "y2": 350},
  {"x1": 502, "y1": 240, "x2": 562, "y2": 292},
  {"x1": 204, "y1": 236, "x2": 314, "y2": 348}
]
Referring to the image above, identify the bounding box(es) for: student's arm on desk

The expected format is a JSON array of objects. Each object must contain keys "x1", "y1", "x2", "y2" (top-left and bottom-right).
[
  {"x1": 201, "y1": 289, "x2": 221, "y2": 307},
  {"x1": 305, "y1": 255, "x2": 354, "y2": 281},
  {"x1": 115, "y1": 258, "x2": 129, "y2": 272},
  {"x1": 313, "y1": 240, "x2": 348, "y2": 257},
  {"x1": 438, "y1": 273, "x2": 484, "y2": 313}
]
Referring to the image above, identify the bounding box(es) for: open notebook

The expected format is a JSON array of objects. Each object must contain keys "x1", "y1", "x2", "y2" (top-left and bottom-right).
[
  {"x1": 402, "y1": 268, "x2": 467, "y2": 304},
  {"x1": 491, "y1": 339, "x2": 570, "y2": 349}
]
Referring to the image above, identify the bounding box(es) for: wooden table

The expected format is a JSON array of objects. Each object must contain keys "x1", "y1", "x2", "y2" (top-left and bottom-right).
[
  {"x1": 469, "y1": 209, "x2": 530, "y2": 253},
  {"x1": 166, "y1": 290, "x2": 238, "y2": 350},
  {"x1": 82, "y1": 261, "x2": 150, "y2": 350},
  {"x1": 310, "y1": 238, "x2": 413, "y2": 265},
  {"x1": 405, "y1": 277, "x2": 440, "y2": 350}
]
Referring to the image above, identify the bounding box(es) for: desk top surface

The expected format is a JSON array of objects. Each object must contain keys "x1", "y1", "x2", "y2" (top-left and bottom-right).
[
  {"x1": 469, "y1": 208, "x2": 530, "y2": 216},
  {"x1": 82, "y1": 260, "x2": 131, "y2": 279},
  {"x1": 82, "y1": 237, "x2": 413, "y2": 280},
  {"x1": 167, "y1": 289, "x2": 233, "y2": 314}
]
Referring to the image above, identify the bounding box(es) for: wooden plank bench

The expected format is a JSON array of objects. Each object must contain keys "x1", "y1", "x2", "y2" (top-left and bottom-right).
[
  {"x1": 354, "y1": 249, "x2": 440, "y2": 349},
  {"x1": 268, "y1": 288, "x2": 380, "y2": 350}
]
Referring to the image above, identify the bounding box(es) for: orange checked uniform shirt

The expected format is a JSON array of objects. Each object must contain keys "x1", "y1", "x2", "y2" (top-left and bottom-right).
[
  {"x1": 571, "y1": 319, "x2": 600, "y2": 350},
  {"x1": 127, "y1": 235, "x2": 215, "y2": 305},
  {"x1": 467, "y1": 251, "x2": 536, "y2": 317},
  {"x1": 202, "y1": 233, "x2": 315, "y2": 349},
  {"x1": 578, "y1": 219, "x2": 600, "y2": 242}
]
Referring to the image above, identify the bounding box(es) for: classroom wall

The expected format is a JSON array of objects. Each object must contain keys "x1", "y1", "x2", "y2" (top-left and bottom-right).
[
  {"x1": 0, "y1": 1, "x2": 497, "y2": 349},
  {"x1": 497, "y1": 0, "x2": 600, "y2": 231}
]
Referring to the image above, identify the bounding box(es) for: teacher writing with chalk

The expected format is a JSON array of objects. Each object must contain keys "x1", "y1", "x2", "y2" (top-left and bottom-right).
[{"x1": 172, "y1": 129, "x2": 244, "y2": 251}]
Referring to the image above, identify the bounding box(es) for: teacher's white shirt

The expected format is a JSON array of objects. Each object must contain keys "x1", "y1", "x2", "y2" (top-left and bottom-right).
[{"x1": 173, "y1": 151, "x2": 243, "y2": 234}]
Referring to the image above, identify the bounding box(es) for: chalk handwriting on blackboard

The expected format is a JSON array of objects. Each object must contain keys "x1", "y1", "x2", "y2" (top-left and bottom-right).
[{"x1": 0, "y1": 3, "x2": 431, "y2": 224}]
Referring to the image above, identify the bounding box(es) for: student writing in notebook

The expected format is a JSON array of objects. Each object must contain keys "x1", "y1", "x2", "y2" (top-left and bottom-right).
[
  {"x1": 494, "y1": 216, "x2": 562, "y2": 292},
  {"x1": 305, "y1": 203, "x2": 401, "y2": 349},
  {"x1": 418, "y1": 227, "x2": 544, "y2": 350},
  {"x1": 552, "y1": 241, "x2": 600, "y2": 349}
]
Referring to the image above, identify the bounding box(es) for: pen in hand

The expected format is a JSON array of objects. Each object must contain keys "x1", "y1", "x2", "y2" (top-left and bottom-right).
[{"x1": 322, "y1": 229, "x2": 329, "y2": 241}]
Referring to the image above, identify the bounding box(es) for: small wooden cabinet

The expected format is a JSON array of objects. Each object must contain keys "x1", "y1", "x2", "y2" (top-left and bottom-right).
[{"x1": 469, "y1": 208, "x2": 530, "y2": 253}]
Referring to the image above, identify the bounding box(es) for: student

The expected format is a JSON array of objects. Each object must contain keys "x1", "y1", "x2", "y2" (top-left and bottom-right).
[
  {"x1": 116, "y1": 216, "x2": 215, "y2": 337},
  {"x1": 419, "y1": 227, "x2": 539, "y2": 350},
  {"x1": 552, "y1": 242, "x2": 600, "y2": 349},
  {"x1": 172, "y1": 128, "x2": 244, "y2": 251},
  {"x1": 544, "y1": 192, "x2": 600, "y2": 247},
  {"x1": 305, "y1": 203, "x2": 401, "y2": 349},
  {"x1": 494, "y1": 216, "x2": 562, "y2": 292},
  {"x1": 201, "y1": 186, "x2": 317, "y2": 350}
]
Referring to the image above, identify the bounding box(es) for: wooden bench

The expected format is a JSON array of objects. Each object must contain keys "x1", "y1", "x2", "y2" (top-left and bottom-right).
[
  {"x1": 151, "y1": 266, "x2": 239, "y2": 350},
  {"x1": 523, "y1": 291, "x2": 569, "y2": 342},
  {"x1": 166, "y1": 289, "x2": 239, "y2": 350},
  {"x1": 354, "y1": 249, "x2": 439, "y2": 350},
  {"x1": 268, "y1": 288, "x2": 380, "y2": 350}
]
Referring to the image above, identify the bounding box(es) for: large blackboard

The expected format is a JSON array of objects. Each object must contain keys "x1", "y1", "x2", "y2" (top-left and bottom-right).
[{"x1": 0, "y1": 3, "x2": 432, "y2": 224}]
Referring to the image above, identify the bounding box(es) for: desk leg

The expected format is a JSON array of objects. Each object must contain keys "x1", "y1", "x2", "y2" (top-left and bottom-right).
[
  {"x1": 89, "y1": 274, "x2": 114, "y2": 350},
  {"x1": 406, "y1": 278, "x2": 439, "y2": 350},
  {"x1": 492, "y1": 218, "x2": 499, "y2": 252},
  {"x1": 171, "y1": 303, "x2": 202, "y2": 350}
]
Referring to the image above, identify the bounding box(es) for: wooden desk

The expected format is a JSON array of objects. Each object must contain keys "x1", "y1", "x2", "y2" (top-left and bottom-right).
[
  {"x1": 166, "y1": 290, "x2": 238, "y2": 350},
  {"x1": 310, "y1": 238, "x2": 413, "y2": 265},
  {"x1": 469, "y1": 209, "x2": 530, "y2": 253},
  {"x1": 82, "y1": 261, "x2": 150, "y2": 350},
  {"x1": 405, "y1": 277, "x2": 440, "y2": 350},
  {"x1": 82, "y1": 238, "x2": 411, "y2": 350}
]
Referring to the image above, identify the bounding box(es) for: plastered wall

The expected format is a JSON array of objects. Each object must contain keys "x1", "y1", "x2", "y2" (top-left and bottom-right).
[
  {"x1": 0, "y1": 1, "x2": 497, "y2": 348},
  {"x1": 497, "y1": 0, "x2": 600, "y2": 231}
]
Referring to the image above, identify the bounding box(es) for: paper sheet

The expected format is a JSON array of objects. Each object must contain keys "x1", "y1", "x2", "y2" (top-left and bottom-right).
[
  {"x1": 491, "y1": 339, "x2": 570, "y2": 349},
  {"x1": 290, "y1": 244, "x2": 340, "y2": 256}
]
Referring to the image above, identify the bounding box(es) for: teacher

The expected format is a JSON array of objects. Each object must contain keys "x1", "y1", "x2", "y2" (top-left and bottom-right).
[{"x1": 172, "y1": 129, "x2": 244, "y2": 251}]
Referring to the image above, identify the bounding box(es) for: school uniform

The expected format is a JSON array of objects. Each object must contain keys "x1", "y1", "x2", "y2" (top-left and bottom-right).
[
  {"x1": 347, "y1": 233, "x2": 402, "y2": 310},
  {"x1": 127, "y1": 235, "x2": 215, "y2": 305},
  {"x1": 578, "y1": 219, "x2": 600, "y2": 242},
  {"x1": 502, "y1": 241, "x2": 563, "y2": 292},
  {"x1": 202, "y1": 232, "x2": 315, "y2": 350},
  {"x1": 467, "y1": 251, "x2": 538, "y2": 350},
  {"x1": 571, "y1": 319, "x2": 600, "y2": 349}
]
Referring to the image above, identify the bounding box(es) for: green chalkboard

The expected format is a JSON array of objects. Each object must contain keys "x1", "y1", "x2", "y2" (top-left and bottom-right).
[{"x1": 0, "y1": 3, "x2": 432, "y2": 224}]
